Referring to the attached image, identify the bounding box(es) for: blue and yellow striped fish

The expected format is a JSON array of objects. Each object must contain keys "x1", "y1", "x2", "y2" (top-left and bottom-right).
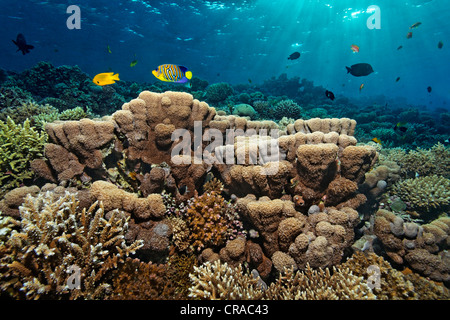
[{"x1": 152, "y1": 64, "x2": 192, "y2": 83}]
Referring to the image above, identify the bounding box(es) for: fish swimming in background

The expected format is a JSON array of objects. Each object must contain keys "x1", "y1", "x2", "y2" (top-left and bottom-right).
[
  {"x1": 427, "y1": 86, "x2": 432, "y2": 93},
  {"x1": 406, "y1": 32, "x2": 413, "y2": 39},
  {"x1": 107, "y1": 45, "x2": 112, "y2": 54},
  {"x1": 287, "y1": 52, "x2": 300, "y2": 60},
  {"x1": 346, "y1": 63, "x2": 374, "y2": 77},
  {"x1": 397, "y1": 45, "x2": 403, "y2": 50},
  {"x1": 371, "y1": 137, "x2": 382, "y2": 145},
  {"x1": 12, "y1": 34, "x2": 34, "y2": 55},
  {"x1": 92, "y1": 72, "x2": 120, "y2": 86},
  {"x1": 409, "y1": 22, "x2": 422, "y2": 29},
  {"x1": 130, "y1": 54, "x2": 138, "y2": 67},
  {"x1": 350, "y1": 44, "x2": 359, "y2": 53},
  {"x1": 152, "y1": 64, "x2": 192, "y2": 83},
  {"x1": 394, "y1": 122, "x2": 408, "y2": 133},
  {"x1": 438, "y1": 41, "x2": 444, "y2": 49},
  {"x1": 248, "y1": 78, "x2": 252, "y2": 83},
  {"x1": 359, "y1": 84, "x2": 365, "y2": 92},
  {"x1": 325, "y1": 90, "x2": 335, "y2": 101},
  {"x1": 396, "y1": 77, "x2": 401, "y2": 82}
]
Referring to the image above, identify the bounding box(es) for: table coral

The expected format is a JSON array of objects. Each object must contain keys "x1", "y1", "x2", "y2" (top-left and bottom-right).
[{"x1": 0, "y1": 192, "x2": 143, "y2": 299}]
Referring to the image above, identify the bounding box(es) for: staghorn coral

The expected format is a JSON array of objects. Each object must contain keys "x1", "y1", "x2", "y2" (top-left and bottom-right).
[
  {"x1": 382, "y1": 143, "x2": 450, "y2": 178},
  {"x1": 188, "y1": 260, "x2": 264, "y2": 300},
  {"x1": 0, "y1": 117, "x2": 47, "y2": 195},
  {"x1": 165, "y1": 253, "x2": 198, "y2": 298},
  {"x1": 0, "y1": 192, "x2": 143, "y2": 299},
  {"x1": 264, "y1": 263, "x2": 376, "y2": 300},
  {"x1": 390, "y1": 175, "x2": 450, "y2": 215}
]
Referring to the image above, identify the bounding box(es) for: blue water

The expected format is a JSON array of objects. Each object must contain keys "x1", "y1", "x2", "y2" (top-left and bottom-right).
[{"x1": 1, "y1": 0, "x2": 449, "y2": 107}]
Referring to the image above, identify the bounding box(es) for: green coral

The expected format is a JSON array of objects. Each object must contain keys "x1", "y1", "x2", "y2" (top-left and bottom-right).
[
  {"x1": 383, "y1": 143, "x2": 450, "y2": 178},
  {"x1": 273, "y1": 99, "x2": 302, "y2": 120},
  {"x1": 390, "y1": 175, "x2": 450, "y2": 214},
  {"x1": 0, "y1": 117, "x2": 47, "y2": 195},
  {"x1": 205, "y1": 82, "x2": 234, "y2": 104}
]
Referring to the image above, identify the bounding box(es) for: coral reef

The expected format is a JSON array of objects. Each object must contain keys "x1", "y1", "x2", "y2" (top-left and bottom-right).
[
  {"x1": 236, "y1": 195, "x2": 360, "y2": 270},
  {"x1": 374, "y1": 209, "x2": 450, "y2": 284},
  {"x1": 390, "y1": 175, "x2": 449, "y2": 216},
  {"x1": 0, "y1": 117, "x2": 46, "y2": 195},
  {"x1": 188, "y1": 260, "x2": 264, "y2": 300},
  {"x1": 0, "y1": 192, "x2": 143, "y2": 299}
]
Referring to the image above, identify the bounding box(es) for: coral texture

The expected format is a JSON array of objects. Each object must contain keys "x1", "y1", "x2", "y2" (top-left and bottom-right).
[
  {"x1": 374, "y1": 209, "x2": 450, "y2": 284},
  {"x1": 0, "y1": 192, "x2": 143, "y2": 299}
]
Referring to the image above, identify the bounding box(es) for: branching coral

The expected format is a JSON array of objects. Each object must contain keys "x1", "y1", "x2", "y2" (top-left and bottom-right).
[
  {"x1": 188, "y1": 260, "x2": 264, "y2": 300},
  {"x1": 341, "y1": 251, "x2": 449, "y2": 299},
  {"x1": 0, "y1": 117, "x2": 47, "y2": 195},
  {"x1": 264, "y1": 264, "x2": 376, "y2": 300},
  {"x1": 0, "y1": 192, "x2": 143, "y2": 299},
  {"x1": 390, "y1": 175, "x2": 450, "y2": 214},
  {"x1": 382, "y1": 143, "x2": 450, "y2": 178}
]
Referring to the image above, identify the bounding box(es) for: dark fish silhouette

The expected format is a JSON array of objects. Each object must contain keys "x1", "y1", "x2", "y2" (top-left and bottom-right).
[
  {"x1": 438, "y1": 41, "x2": 443, "y2": 49},
  {"x1": 12, "y1": 33, "x2": 34, "y2": 55},
  {"x1": 346, "y1": 63, "x2": 374, "y2": 77},
  {"x1": 397, "y1": 45, "x2": 403, "y2": 50},
  {"x1": 396, "y1": 77, "x2": 400, "y2": 82},
  {"x1": 427, "y1": 86, "x2": 432, "y2": 93},
  {"x1": 394, "y1": 122, "x2": 408, "y2": 133},
  {"x1": 288, "y1": 52, "x2": 300, "y2": 60},
  {"x1": 325, "y1": 90, "x2": 335, "y2": 101}
]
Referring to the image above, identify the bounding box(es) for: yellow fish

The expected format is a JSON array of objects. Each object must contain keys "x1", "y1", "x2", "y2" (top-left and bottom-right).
[
  {"x1": 152, "y1": 64, "x2": 192, "y2": 83},
  {"x1": 107, "y1": 45, "x2": 112, "y2": 54},
  {"x1": 371, "y1": 137, "x2": 382, "y2": 145},
  {"x1": 93, "y1": 72, "x2": 120, "y2": 86}
]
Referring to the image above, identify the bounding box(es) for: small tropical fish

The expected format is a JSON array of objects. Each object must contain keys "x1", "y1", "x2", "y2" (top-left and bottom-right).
[
  {"x1": 427, "y1": 86, "x2": 432, "y2": 93},
  {"x1": 438, "y1": 41, "x2": 444, "y2": 49},
  {"x1": 152, "y1": 64, "x2": 192, "y2": 83},
  {"x1": 396, "y1": 77, "x2": 400, "y2": 82},
  {"x1": 406, "y1": 32, "x2": 413, "y2": 39},
  {"x1": 346, "y1": 63, "x2": 374, "y2": 77},
  {"x1": 371, "y1": 137, "x2": 382, "y2": 145},
  {"x1": 130, "y1": 59, "x2": 138, "y2": 67},
  {"x1": 325, "y1": 90, "x2": 335, "y2": 101},
  {"x1": 287, "y1": 52, "x2": 300, "y2": 60},
  {"x1": 397, "y1": 45, "x2": 403, "y2": 50},
  {"x1": 107, "y1": 45, "x2": 112, "y2": 54},
  {"x1": 92, "y1": 72, "x2": 120, "y2": 86},
  {"x1": 350, "y1": 44, "x2": 359, "y2": 53},
  {"x1": 12, "y1": 33, "x2": 34, "y2": 55},
  {"x1": 394, "y1": 122, "x2": 408, "y2": 132},
  {"x1": 248, "y1": 78, "x2": 252, "y2": 83},
  {"x1": 409, "y1": 22, "x2": 422, "y2": 29},
  {"x1": 359, "y1": 83, "x2": 365, "y2": 92}
]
